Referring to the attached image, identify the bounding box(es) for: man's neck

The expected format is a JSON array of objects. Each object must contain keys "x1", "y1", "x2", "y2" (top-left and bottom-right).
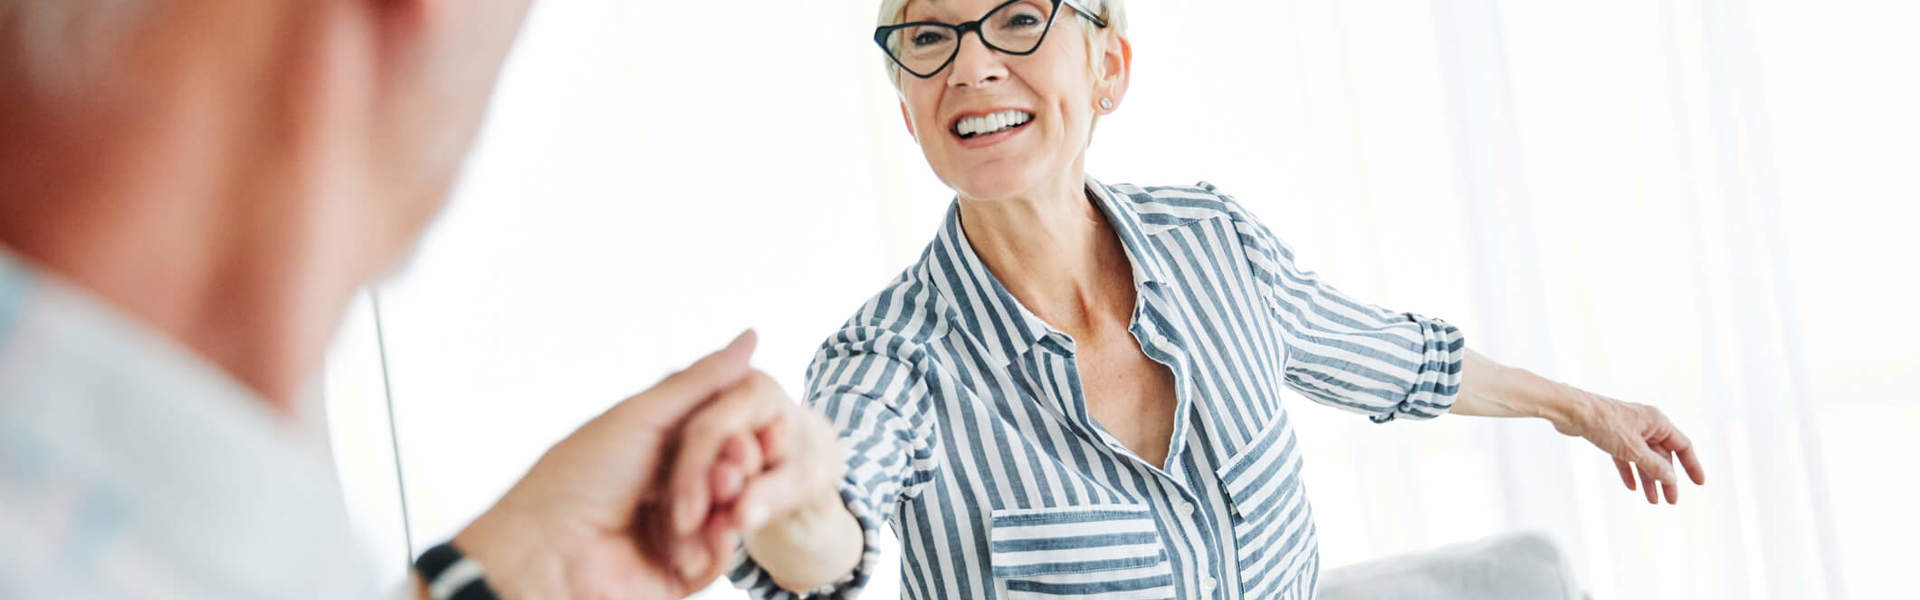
[
  {"x1": 0, "y1": 46, "x2": 359, "y2": 416},
  {"x1": 0, "y1": 191, "x2": 356, "y2": 416}
]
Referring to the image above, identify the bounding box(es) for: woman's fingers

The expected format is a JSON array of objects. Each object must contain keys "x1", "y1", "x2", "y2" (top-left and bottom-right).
[
  {"x1": 1667, "y1": 432, "x2": 1707, "y2": 485},
  {"x1": 1659, "y1": 450, "x2": 1679, "y2": 504},
  {"x1": 1635, "y1": 444, "x2": 1680, "y2": 504},
  {"x1": 710, "y1": 433, "x2": 763, "y2": 504},
  {"x1": 1678, "y1": 446, "x2": 1705, "y2": 485},
  {"x1": 1650, "y1": 410, "x2": 1706, "y2": 486},
  {"x1": 668, "y1": 375, "x2": 787, "y2": 535},
  {"x1": 758, "y1": 417, "x2": 792, "y2": 465},
  {"x1": 725, "y1": 410, "x2": 843, "y2": 532},
  {"x1": 1614, "y1": 458, "x2": 1637, "y2": 491},
  {"x1": 1636, "y1": 460, "x2": 1658, "y2": 504},
  {"x1": 733, "y1": 456, "x2": 838, "y2": 532},
  {"x1": 1583, "y1": 401, "x2": 1703, "y2": 505}
]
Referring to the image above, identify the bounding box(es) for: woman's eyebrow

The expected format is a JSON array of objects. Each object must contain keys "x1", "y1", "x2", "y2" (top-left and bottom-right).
[{"x1": 902, "y1": 0, "x2": 949, "y2": 24}]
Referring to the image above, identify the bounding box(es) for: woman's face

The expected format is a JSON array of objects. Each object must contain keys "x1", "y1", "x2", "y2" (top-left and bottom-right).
[{"x1": 895, "y1": 0, "x2": 1126, "y2": 202}]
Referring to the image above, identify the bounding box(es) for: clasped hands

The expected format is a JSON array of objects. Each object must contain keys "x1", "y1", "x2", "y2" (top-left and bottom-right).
[{"x1": 448, "y1": 331, "x2": 851, "y2": 599}]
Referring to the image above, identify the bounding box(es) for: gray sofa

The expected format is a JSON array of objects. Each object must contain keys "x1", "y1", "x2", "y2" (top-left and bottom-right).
[{"x1": 1319, "y1": 532, "x2": 1587, "y2": 600}]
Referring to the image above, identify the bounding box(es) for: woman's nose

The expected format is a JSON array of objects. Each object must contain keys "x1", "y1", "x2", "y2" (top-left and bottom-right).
[{"x1": 945, "y1": 32, "x2": 1006, "y2": 88}]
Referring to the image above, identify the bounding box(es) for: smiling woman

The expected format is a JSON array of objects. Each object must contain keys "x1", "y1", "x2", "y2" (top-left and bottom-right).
[{"x1": 691, "y1": 1, "x2": 1706, "y2": 599}]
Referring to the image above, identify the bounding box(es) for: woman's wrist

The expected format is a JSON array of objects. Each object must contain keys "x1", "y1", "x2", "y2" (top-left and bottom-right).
[
  {"x1": 743, "y1": 485, "x2": 862, "y2": 591},
  {"x1": 1534, "y1": 380, "x2": 1600, "y2": 436}
]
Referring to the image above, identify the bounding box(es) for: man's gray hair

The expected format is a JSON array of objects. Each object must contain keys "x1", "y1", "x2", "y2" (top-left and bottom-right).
[{"x1": 1, "y1": 0, "x2": 155, "y2": 94}]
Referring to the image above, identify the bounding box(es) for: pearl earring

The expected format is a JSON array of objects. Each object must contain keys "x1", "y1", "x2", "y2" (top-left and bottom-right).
[{"x1": 1099, "y1": 98, "x2": 1114, "y2": 110}]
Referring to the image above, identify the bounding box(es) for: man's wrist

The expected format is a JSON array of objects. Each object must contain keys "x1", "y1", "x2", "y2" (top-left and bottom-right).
[
  {"x1": 413, "y1": 542, "x2": 502, "y2": 600},
  {"x1": 452, "y1": 507, "x2": 568, "y2": 600}
]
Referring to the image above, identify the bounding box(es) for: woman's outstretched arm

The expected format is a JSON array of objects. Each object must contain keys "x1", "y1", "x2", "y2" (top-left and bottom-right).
[{"x1": 1454, "y1": 348, "x2": 1707, "y2": 504}]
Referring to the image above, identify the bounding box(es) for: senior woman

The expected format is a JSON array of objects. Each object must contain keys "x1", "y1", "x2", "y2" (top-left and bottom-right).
[{"x1": 665, "y1": 1, "x2": 1707, "y2": 598}]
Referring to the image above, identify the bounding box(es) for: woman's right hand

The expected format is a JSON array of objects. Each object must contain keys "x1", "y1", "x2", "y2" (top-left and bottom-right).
[{"x1": 665, "y1": 371, "x2": 864, "y2": 591}]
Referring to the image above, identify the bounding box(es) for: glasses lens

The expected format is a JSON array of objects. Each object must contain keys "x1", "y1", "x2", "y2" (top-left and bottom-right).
[
  {"x1": 885, "y1": 25, "x2": 959, "y2": 76},
  {"x1": 982, "y1": 1, "x2": 1055, "y2": 53}
]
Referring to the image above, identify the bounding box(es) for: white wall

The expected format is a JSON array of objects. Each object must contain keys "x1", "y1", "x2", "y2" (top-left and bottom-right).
[{"x1": 327, "y1": 1, "x2": 1919, "y2": 597}]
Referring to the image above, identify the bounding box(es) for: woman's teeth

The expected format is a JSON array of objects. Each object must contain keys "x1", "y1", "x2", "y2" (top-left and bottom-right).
[{"x1": 954, "y1": 110, "x2": 1033, "y2": 138}]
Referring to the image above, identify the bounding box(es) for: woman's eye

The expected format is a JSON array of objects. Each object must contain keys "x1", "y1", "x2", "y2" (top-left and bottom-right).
[
  {"x1": 912, "y1": 31, "x2": 950, "y2": 47},
  {"x1": 1006, "y1": 13, "x2": 1042, "y2": 28}
]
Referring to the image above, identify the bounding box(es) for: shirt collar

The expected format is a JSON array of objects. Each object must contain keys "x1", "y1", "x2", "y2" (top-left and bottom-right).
[
  {"x1": 1086, "y1": 177, "x2": 1176, "y2": 289},
  {"x1": 0, "y1": 249, "x2": 29, "y2": 342},
  {"x1": 0, "y1": 247, "x2": 376, "y2": 597},
  {"x1": 925, "y1": 177, "x2": 1177, "y2": 365}
]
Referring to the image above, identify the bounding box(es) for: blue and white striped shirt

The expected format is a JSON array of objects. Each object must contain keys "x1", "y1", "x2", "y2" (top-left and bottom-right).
[{"x1": 732, "y1": 180, "x2": 1465, "y2": 599}]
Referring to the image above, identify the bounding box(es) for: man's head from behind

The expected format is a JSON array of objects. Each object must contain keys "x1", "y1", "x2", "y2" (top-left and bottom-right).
[
  {"x1": 0, "y1": 0, "x2": 533, "y2": 404},
  {"x1": 0, "y1": 0, "x2": 531, "y2": 282}
]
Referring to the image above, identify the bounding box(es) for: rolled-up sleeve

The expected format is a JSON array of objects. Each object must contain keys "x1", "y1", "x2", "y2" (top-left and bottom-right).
[
  {"x1": 728, "y1": 327, "x2": 939, "y2": 598},
  {"x1": 1219, "y1": 189, "x2": 1465, "y2": 423}
]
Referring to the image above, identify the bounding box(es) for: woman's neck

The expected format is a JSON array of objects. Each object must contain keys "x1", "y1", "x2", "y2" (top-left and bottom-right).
[{"x1": 956, "y1": 175, "x2": 1137, "y2": 337}]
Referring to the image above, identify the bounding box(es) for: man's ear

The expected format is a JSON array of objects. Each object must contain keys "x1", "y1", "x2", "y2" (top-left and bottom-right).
[
  {"x1": 899, "y1": 99, "x2": 919, "y2": 142},
  {"x1": 372, "y1": 0, "x2": 433, "y2": 40},
  {"x1": 1095, "y1": 35, "x2": 1132, "y2": 112}
]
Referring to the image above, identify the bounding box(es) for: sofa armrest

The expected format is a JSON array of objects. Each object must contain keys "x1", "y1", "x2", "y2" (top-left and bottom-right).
[{"x1": 1319, "y1": 532, "x2": 1585, "y2": 600}]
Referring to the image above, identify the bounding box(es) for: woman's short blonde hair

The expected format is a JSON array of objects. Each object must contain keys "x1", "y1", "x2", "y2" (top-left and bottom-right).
[{"x1": 876, "y1": 0, "x2": 1128, "y2": 90}]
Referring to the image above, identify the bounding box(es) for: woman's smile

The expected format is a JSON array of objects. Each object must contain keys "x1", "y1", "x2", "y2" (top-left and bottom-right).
[{"x1": 946, "y1": 107, "x2": 1038, "y2": 149}]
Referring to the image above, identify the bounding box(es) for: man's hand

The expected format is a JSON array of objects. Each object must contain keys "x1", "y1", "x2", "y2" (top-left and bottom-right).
[{"x1": 449, "y1": 331, "x2": 759, "y2": 599}]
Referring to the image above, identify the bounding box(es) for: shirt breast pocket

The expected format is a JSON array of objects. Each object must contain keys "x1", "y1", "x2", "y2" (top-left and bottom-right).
[
  {"x1": 988, "y1": 504, "x2": 1176, "y2": 600},
  {"x1": 1215, "y1": 413, "x2": 1316, "y2": 598}
]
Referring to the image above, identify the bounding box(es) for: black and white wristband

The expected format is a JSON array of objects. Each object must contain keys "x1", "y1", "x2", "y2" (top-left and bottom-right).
[{"x1": 413, "y1": 542, "x2": 502, "y2": 600}]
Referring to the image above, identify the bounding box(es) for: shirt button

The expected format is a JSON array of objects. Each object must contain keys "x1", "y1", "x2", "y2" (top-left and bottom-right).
[
  {"x1": 1178, "y1": 501, "x2": 1195, "y2": 516},
  {"x1": 1202, "y1": 576, "x2": 1219, "y2": 593}
]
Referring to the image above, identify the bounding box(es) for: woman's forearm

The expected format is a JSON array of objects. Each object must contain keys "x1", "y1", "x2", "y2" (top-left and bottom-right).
[
  {"x1": 742, "y1": 489, "x2": 865, "y2": 593},
  {"x1": 1453, "y1": 348, "x2": 1594, "y2": 434}
]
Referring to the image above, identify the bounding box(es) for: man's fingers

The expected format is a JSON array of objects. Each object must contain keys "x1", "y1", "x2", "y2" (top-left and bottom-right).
[
  {"x1": 669, "y1": 377, "x2": 786, "y2": 535},
  {"x1": 671, "y1": 534, "x2": 712, "y2": 583},
  {"x1": 692, "y1": 524, "x2": 740, "y2": 586},
  {"x1": 1614, "y1": 458, "x2": 1636, "y2": 491},
  {"x1": 614, "y1": 330, "x2": 758, "y2": 428}
]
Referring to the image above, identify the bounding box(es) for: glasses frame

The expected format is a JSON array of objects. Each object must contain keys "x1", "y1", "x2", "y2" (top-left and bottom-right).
[{"x1": 874, "y1": 0, "x2": 1111, "y2": 80}]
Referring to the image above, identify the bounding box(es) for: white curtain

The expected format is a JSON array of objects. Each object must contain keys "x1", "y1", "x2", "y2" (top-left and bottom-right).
[{"x1": 325, "y1": 1, "x2": 1918, "y2": 598}]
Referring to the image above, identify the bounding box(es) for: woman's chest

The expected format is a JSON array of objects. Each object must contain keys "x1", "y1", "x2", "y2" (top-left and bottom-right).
[{"x1": 1074, "y1": 334, "x2": 1181, "y2": 467}]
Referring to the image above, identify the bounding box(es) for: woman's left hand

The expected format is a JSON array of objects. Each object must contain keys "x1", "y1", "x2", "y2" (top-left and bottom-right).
[{"x1": 1558, "y1": 393, "x2": 1707, "y2": 504}]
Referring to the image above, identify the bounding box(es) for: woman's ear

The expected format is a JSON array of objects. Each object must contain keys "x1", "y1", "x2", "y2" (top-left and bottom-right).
[
  {"x1": 899, "y1": 99, "x2": 919, "y2": 142},
  {"x1": 1095, "y1": 34, "x2": 1132, "y2": 113}
]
